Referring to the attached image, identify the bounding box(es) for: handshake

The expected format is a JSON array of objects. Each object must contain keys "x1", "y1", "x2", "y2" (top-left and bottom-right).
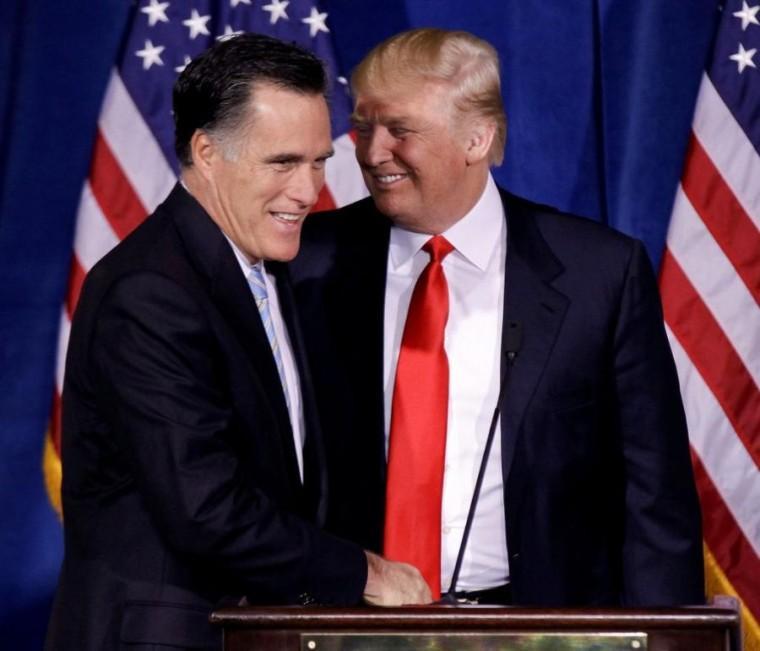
[{"x1": 362, "y1": 551, "x2": 433, "y2": 606}]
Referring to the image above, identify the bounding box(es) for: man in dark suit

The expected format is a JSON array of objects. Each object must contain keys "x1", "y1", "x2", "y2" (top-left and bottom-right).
[
  {"x1": 46, "y1": 34, "x2": 430, "y2": 651},
  {"x1": 292, "y1": 28, "x2": 704, "y2": 606}
]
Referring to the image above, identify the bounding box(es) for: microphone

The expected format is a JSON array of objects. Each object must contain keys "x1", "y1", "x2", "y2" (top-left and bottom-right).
[
  {"x1": 439, "y1": 320, "x2": 522, "y2": 604},
  {"x1": 504, "y1": 319, "x2": 522, "y2": 364}
]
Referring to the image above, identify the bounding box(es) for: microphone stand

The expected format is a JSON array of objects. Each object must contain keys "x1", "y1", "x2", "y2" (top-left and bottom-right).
[{"x1": 438, "y1": 320, "x2": 522, "y2": 604}]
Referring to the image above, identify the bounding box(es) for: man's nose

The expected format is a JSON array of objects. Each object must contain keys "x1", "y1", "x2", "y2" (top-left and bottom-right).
[
  {"x1": 288, "y1": 164, "x2": 323, "y2": 207},
  {"x1": 358, "y1": 128, "x2": 393, "y2": 167}
]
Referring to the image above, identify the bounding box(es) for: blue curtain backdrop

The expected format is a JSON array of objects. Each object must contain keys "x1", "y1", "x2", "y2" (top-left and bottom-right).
[{"x1": 0, "y1": 1, "x2": 718, "y2": 648}]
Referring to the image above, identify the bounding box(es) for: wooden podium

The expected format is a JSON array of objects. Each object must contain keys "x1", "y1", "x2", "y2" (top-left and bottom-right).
[{"x1": 211, "y1": 599, "x2": 741, "y2": 651}]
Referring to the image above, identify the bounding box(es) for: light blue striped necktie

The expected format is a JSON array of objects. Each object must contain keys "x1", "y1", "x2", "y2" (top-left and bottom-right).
[{"x1": 248, "y1": 262, "x2": 291, "y2": 411}]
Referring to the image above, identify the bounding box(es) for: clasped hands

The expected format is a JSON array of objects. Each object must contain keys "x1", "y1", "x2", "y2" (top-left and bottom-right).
[{"x1": 362, "y1": 550, "x2": 433, "y2": 606}]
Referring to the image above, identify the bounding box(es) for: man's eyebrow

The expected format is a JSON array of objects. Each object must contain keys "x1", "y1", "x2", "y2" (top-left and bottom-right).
[
  {"x1": 264, "y1": 153, "x2": 305, "y2": 164},
  {"x1": 263, "y1": 149, "x2": 334, "y2": 164},
  {"x1": 350, "y1": 113, "x2": 410, "y2": 127}
]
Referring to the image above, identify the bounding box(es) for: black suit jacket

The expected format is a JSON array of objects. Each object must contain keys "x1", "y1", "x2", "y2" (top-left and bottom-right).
[
  {"x1": 46, "y1": 185, "x2": 366, "y2": 651},
  {"x1": 291, "y1": 190, "x2": 704, "y2": 607}
]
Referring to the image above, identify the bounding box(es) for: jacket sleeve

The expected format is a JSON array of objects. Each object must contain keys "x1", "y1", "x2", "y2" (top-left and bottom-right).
[
  {"x1": 612, "y1": 241, "x2": 704, "y2": 605},
  {"x1": 90, "y1": 270, "x2": 367, "y2": 605}
]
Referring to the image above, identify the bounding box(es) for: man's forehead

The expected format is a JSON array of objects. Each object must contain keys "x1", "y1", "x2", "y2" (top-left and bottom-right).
[
  {"x1": 353, "y1": 81, "x2": 450, "y2": 121},
  {"x1": 352, "y1": 101, "x2": 410, "y2": 123},
  {"x1": 250, "y1": 84, "x2": 327, "y2": 114},
  {"x1": 231, "y1": 88, "x2": 332, "y2": 159}
]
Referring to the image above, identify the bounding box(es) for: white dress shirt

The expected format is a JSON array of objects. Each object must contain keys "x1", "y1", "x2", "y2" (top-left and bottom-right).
[
  {"x1": 225, "y1": 236, "x2": 306, "y2": 482},
  {"x1": 384, "y1": 174, "x2": 509, "y2": 591}
]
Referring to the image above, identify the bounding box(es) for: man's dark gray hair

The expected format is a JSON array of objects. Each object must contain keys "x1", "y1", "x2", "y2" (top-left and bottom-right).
[{"x1": 173, "y1": 33, "x2": 327, "y2": 167}]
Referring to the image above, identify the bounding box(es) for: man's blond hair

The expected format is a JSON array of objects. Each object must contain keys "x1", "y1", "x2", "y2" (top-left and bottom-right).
[{"x1": 351, "y1": 28, "x2": 506, "y2": 166}]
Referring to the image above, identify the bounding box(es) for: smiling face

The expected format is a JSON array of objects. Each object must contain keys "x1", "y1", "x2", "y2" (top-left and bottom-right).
[
  {"x1": 188, "y1": 83, "x2": 333, "y2": 263},
  {"x1": 352, "y1": 80, "x2": 490, "y2": 234}
]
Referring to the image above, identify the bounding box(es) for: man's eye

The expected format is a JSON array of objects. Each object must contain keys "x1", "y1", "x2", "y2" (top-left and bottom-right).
[
  {"x1": 390, "y1": 128, "x2": 409, "y2": 138},
  {"x1": 353, "y1": 124, "x2": 371, "y2": 137},
  {"x1": 312, "y1": 158, "x2": 328, "y2": 170},
  {"x1": 272, "y1": 160, "x2": 296, "y2": 170}
]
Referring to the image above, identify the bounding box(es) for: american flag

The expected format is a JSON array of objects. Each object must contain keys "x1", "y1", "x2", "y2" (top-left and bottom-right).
[
  {"x1": 660, "y1": 0, "x2": 760, "y2": 647},
  {"x1": 42, "y1": 0, "x2": 367, "y2": 513}
]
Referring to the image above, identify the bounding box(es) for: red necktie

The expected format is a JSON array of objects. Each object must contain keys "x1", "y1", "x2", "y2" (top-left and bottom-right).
[{"x1": 384, "y1": 235, "x2": 454, "y2": 599}]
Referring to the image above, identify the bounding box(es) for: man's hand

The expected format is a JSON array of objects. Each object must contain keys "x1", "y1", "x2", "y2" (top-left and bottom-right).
[{"x1": 362, "y1": 551, "x2": 433, "y2": 606}]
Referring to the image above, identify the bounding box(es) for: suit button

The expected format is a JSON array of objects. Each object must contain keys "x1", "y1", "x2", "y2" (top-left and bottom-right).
[{"x1": 299, "y1": 592, "x2": 317, "y2": 605}]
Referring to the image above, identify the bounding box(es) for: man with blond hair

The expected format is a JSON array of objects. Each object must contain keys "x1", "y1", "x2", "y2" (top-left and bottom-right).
[{"x1": 292, "y1": 28, "x2": 703, "y2": 606}]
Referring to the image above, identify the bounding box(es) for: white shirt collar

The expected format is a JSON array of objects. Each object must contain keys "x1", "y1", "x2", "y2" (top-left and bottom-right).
[
  {"x1": 388, "y1": 174, "x2": 504, "y2": 272},
  {"x1": 222, "y1": 231, "x2": 262, "y2": 278}
]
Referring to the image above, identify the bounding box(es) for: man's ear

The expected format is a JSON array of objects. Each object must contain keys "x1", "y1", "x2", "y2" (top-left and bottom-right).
[
  {"x1": 189, "y1": 130, "x2": 218, "y2": 180},
  {"x1": 464, "y1": 120, "x2": 496, "y2": 166}
]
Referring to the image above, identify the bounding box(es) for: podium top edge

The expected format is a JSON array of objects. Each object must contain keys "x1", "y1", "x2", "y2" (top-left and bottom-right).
[{"x1": 209, "y1": 605, "x2": 741, "y2": 630}]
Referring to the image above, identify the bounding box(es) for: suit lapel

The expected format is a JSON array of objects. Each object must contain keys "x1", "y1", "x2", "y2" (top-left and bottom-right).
[
  {"x1": 270, "y1": 262, "x2": 327, "y2": 523},
  {"x1": 210, "y1": 254, "x2": 301, "y2": 481},
  {"x1": 167, "y1": 185, "x2": 301, "y2": 490},
  {"x1": 336, "y1": 205, "x2": 391, "y2": 486},
  {"x1": 499, "y1": 191, "x2": 569, "y2": 492}
]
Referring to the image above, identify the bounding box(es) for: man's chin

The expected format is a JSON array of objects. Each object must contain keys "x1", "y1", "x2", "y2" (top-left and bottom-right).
[
  {"x1": 271, "y1": 242, "x2": 302, "y2": 263},
  {"x1": 369, "y1": 193, "x2": 405, "y2": 220}
]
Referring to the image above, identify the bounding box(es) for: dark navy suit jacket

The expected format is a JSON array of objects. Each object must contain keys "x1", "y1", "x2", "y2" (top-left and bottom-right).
[
  {"x1": 46, "y1": 185, "x2": 367, "y2": 651},
  {"x1": 291, "y1": 189, "x2": 704, "y2": 606}
]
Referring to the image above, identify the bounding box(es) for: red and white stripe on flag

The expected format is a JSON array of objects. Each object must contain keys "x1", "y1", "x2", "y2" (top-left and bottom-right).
[
  {"x1": 660, "y1": 2, "x2": 760, "y2": 648},
  {"x1": 43, "y1": 0, "x2": 367, "y2": 516}
]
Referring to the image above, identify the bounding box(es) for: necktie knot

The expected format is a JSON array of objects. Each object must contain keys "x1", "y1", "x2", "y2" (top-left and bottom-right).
[{"x1": 423, "y1": 235, "x2": 454, "y2": 263}]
